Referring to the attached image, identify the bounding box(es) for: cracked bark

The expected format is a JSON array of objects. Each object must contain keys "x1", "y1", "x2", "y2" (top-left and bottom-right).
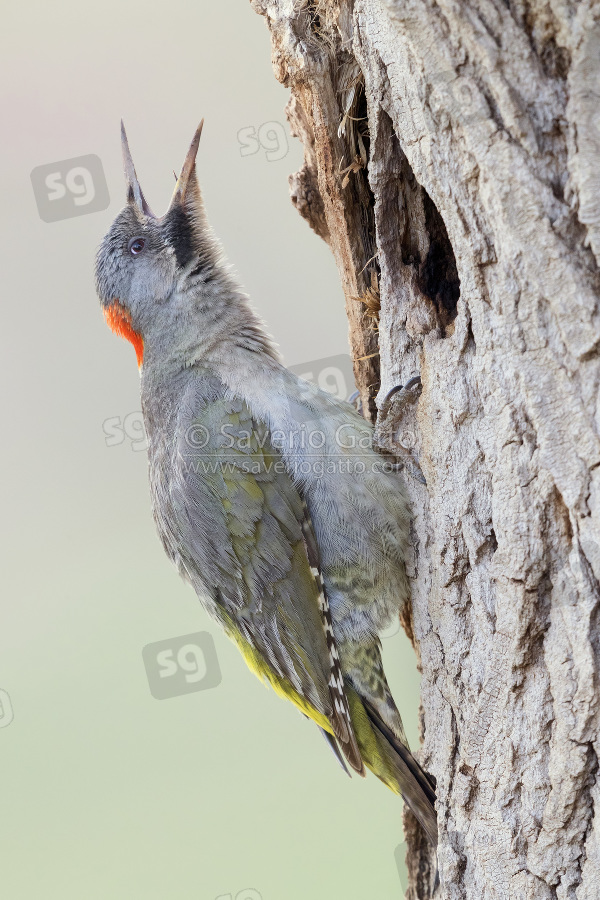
[{"x1": 250, "y1": 1, "x2": 600, "y2": 897}]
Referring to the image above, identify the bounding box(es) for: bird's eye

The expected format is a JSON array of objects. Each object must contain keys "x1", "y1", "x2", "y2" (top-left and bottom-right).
[{"x1": 128, "y1": 237, "x2": 146, "y2": 256}]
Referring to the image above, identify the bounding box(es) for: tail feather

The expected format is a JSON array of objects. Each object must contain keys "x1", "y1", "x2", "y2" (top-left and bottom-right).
[
  {"x1": 317, "y1": 724, "x2": 351, "y2": 777},
  {"x1": 346, "y1": 687, "x2": 438, "y2": 848}
]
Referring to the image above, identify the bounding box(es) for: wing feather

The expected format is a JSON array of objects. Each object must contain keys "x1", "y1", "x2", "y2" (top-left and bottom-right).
[{"x1": 154, "y1": 380, "x2": 363, "y2": 773}]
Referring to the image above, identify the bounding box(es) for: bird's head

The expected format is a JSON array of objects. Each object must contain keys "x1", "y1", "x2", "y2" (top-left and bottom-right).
[{"x1": 95, "y1": 121, "x2": 214, "y2": 369}]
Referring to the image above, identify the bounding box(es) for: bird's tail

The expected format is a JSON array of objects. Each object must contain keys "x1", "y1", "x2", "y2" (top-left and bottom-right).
[{"x1": 345, "y1": 685, "x2": 438, "y2": 848}]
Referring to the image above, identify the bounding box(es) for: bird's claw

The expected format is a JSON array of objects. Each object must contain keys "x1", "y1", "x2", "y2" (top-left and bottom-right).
[{"x1": 383, "y1": 375, "x2": 421, "y2": 406}]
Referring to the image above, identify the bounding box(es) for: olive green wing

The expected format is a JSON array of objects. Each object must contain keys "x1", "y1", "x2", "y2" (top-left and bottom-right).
[{"x1": 163, "y1": 385, "x2": 363, "y2": 774}]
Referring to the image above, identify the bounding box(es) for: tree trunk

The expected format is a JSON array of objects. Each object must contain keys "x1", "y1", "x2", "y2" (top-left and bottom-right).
[{"x1": 250, "y1": 1, "x2": 600, "y2": 897}]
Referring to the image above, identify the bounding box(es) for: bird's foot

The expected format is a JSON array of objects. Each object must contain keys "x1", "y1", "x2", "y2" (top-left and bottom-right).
[{"x1": 375, "y1": 376, "x2": 426, "y2": 484}]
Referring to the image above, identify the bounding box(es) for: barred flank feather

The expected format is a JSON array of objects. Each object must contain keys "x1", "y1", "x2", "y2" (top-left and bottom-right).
[{"x1": 300, "y1": 500, "x2": 364, "y2": 776}]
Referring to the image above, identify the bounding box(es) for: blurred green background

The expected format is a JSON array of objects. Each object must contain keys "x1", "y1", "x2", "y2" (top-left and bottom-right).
[{"x1": 0, "y1": 1, "x2": 421, "y2": 897}]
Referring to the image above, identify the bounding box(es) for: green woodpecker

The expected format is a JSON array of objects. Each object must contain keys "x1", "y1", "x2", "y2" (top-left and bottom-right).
[{"x1": 94, "y1": 122, "x2": 437, "y2": 846}]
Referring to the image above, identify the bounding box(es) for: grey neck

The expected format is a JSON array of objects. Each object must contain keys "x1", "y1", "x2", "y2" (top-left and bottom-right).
[{"x1": 140, "y1": 272, "x2": 279, "y2": 384}]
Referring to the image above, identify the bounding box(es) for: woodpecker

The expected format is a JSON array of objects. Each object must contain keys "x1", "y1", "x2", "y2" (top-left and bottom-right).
[{"x1": 94, "y1": 122, "x2": 437, "y2": 846}]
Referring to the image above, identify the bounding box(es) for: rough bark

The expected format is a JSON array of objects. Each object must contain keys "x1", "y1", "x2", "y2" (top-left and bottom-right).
[{"x1": 250, "y1": 1, "x2": 600, "y2": 897}]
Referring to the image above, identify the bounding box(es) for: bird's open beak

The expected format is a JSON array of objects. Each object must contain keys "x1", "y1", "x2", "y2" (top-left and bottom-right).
[
  {"x1": 120, "y1": 120, "x2": 204, "y2": 219},
  {"x1": 168, "y1": 120, "x2": 204, "y2": 208},
  {"x1": 121, "y1": 120, "x2": 154, "y2": 217}
]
